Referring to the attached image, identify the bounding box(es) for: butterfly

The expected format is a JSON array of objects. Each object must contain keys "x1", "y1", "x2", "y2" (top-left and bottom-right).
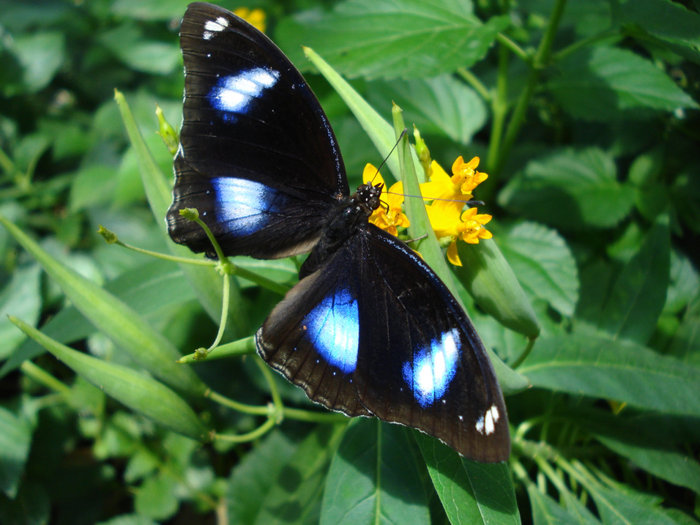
[{"x1": 167, "y1": 2, "x2": 509, "y2": 462}]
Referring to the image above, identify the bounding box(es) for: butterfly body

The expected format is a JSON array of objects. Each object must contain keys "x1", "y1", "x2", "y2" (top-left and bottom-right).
[{"x1": 169, "y1": 2, "x2": 510, "y2": 462}]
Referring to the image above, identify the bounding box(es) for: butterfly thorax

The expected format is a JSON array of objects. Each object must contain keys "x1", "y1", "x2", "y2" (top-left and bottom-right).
[{"x1": 299, "y1": 182, "x2": 383, "y2": 277}]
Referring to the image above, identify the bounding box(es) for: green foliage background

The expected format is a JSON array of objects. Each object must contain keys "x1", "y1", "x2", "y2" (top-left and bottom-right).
[{"x1": 0, "y1": 0, "x2": 699, "y2": 523}]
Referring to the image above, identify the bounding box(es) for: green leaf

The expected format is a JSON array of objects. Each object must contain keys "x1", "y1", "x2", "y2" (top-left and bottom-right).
[
  {"x1": 582, "y1": 410, "x2": 700, "y2": 494},
  {"x1": 99, "y1": 24, "x2": 179, "y2": 75},
  {"x1": 11, "y1": 32, "x2": 66, "y2": 93},
  {"x1": 370, "y1": 76, "x2": 488, "y2": 144},
  {"x1": 548, "y1": 46, "x2": 699, "y2": 121},
  {"x1": 455, "y1": 238, "x2": 540, "y2": 338},
  {"x1": 499, "y1": 147, "x2": 635, "y2": 230},
  {"x1": 134, "y1": 475, "x2": 179, "y2": 520},
  {"x1": 597, "y1": 217, "x2": 670, "y2": 344},
  {"x1": 585, "y1": 477, "x2": 678, "y2": 525},
  {"x1": 321, "y1": 420, "x2": 429, "y2": 525},
  {"x1": 0, "y1": 264, "x2": 41, "y2": 361},
  {"x1": 227, "y1": 430, "x2": 301, "y2": 524},
  {"x1": 254, "y1": 424, "x2": 346, "y2": 524},
  {"x1": 417, "y1": 434, "x2": 520, "y2": 524},
  {"x1": 526, "y1": 481, "x2": 580, "y2": 525},
  {"x1": 0, "y1": 406, "x2": 32, "y2": 498},
  {"x1": 498, "y1": 222, "x2": 579, "y2": 317},
  {"x1": 619, "y1": 0, "x2": 700, "y2": 61},
  {"x1": 10, "y1": 316, "x2": 209, "y2": 441},
  {"x1": 112, "y1": 0, "x2": 190, "y2": 20},
  {"x1": 69, "y1": 164, "x2": 119, "y2": 212},
  {"x1": 0, "y1": 214, "x2": 205, "y2": 396},
  {"x1": 1, "y1": 260, "x2": 195, "y2": 378},
  {"x1": 278, "y1": 0, "x2": 510, "y2": 79},
  {"x1": 519, "y1": 333, "x2": 700, "y2": 416}
]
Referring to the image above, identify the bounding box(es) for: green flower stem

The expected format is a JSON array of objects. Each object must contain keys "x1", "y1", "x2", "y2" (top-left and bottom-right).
[
  {"x1": 486, "y1": 42, "x2": 510, "y2": 181},
  {"x1": 20, "y1": 361, "x2": 71, "y2": 396},
  {"x1": 553, "y1": 29, "x2": 621, "y2": 62},
  {"x1": 104, "y1": 236, "x2": 217, "y2": 267},
  {"x1": 213, "y1": 417, "x2": 277, "y2": 443},
  {"x1": 457, "y1": 67, "x2": 491, "y2": 103},
  {"x1": 206, "y1": 272, "x2": 230, "y2": 352},
  {"x1": 495, "y1": 33, "x2": 528, "y2": 62},
  {"x1": 178, "y1": 335, "x2": 256, "y2": 363},
  {"x1": 510, "y1": 336, "x2": 536, "y2": 369},
  {"x1": 254, "y1": 356, "x2": 284, "y2": 422},
  {"x1": 282, "y1": 408, "x2": 348, "y2": 424},
  {"x1": 0, "y1": 146, "x2": 17, "y2": 180},
  {"x1": 495, "y1": 0, "x2": 568, "y2": 175},
  {"x1": 205, "y1": 388, "x2": 270, "y2": 416}
]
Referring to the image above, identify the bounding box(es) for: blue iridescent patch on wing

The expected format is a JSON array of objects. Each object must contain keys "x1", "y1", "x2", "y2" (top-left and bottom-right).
[
  {"x1": 208, "y1": 68, "x2": 280, "y2": 122},
  {"x1": 302, "y1": 288, "x2": 359, "y2": 374},
  {"x1": 402, "y1": 328, "x2": 461, "y2": 408},
  {"x1": 211, "y1": 177, "x2": 285, "y2": 236}
]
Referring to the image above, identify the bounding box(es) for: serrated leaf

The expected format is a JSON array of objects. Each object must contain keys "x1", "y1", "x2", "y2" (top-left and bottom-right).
[
  {"x1": 597, "y1": 217, "x2": 670, "y2": 343},
  {"x1": 277, "y1": 0, "x2": 510, "y2": 79},
  {"x1": 417, "y1": 434, "x2": 519, "y2": 524},
  {"x1": 548, "y1": 46, "x2": 698, "y2": 120},
  {"x1": 519, "y1": 333, "x2": 700, "y2": 416},
  {"x1": 254, "y1": 424, "x2": 346, "y2": 524},
  {"x1": 619, "y1": 0, "x2": 700, "y2": 61},
  {"x1": 227, "y1": 430, "x2": 300, "y2": 524},
  {"x1": 321, "y1": 420, "x2": 429, "y2": 525},
  {"x1": 499, "y1": 147, "x2": 635, "y2": 230},
  {"x1": 370, "y1": 76, "x2": 487, "y2": 144},
  {"x1": 498, "y1": 222, "x2": 579, "y2": 317}
]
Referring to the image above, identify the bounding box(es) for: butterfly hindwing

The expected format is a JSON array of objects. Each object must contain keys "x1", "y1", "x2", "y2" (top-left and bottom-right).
[
  {"x1": 256, "y1": 225, "x2": 509, "y2": 461},
  {"x1": 355, "y1": 226, "x2": 509, "y2": 462},
  {"x1": 168, "y1": 2, "x2": 348, "y2": 258},
  {"x1": 256, "y1": 239, "x2": 371, "y2": 418}
]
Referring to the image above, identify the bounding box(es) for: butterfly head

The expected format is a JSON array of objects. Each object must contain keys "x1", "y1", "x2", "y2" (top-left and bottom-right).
[{"x1": 355, "y1": 182, "x2": 384, "y2": 215}]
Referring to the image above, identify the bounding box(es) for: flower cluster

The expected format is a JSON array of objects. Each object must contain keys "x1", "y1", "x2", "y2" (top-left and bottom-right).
[
  {"x1": 234, "y1": 7, "x2": 266, "y2": 33},
  {"x1": 366, "y1": 156, "x2": 491, "y2": 267}
]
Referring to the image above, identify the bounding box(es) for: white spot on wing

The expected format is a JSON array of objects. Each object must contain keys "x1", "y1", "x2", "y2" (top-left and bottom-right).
[
  {"x1": 475, "y1": 404, "x2": 500, "y2": 435},
  {"x1": 203, "y1": 16, "x2": 229, "y2": 40},
  {"x1": 208, "y1": 68, "x2": 280, "y2": 117}
]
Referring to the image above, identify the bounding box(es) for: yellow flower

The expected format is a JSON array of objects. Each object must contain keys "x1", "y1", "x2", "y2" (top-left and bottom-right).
[
  {"x1": 427, "y1": 205, "x2": 492, "y2": 266},
  {"x1": 420, "y1": 155, "x2": 491, "y2": 265},
  {"x1": 363, "y1": 164, "x2": 409, "y2": 237},
  {"x1": 234, "y1": 7, "x2": 266, "y2": 33},
  {"x1": 420, "y1": 156, "x2": 488, "y2": 218}
]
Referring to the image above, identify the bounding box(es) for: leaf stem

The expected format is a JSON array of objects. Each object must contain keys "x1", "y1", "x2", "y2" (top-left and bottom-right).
[{"x1": 495, "y1": 0, "x2": 568, "y2": 175}]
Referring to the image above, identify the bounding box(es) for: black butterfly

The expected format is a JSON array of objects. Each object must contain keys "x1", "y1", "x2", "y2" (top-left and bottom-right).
[{"x1": 167, "y1": 2, "x2": 509, "y2": 462}]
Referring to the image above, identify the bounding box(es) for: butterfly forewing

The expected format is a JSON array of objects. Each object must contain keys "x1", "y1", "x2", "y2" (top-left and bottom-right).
[
  {"x1": 172, "y1": 3, "x2": 510, "y2": 462},
  {"x1": 168, "y1": 2, "x2": 348, "y2": 258}
]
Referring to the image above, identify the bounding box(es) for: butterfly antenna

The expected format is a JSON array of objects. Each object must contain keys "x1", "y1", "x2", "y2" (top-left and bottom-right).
[{"x1": 370, "y1": 129, "x2": 408, "y2": 184}]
